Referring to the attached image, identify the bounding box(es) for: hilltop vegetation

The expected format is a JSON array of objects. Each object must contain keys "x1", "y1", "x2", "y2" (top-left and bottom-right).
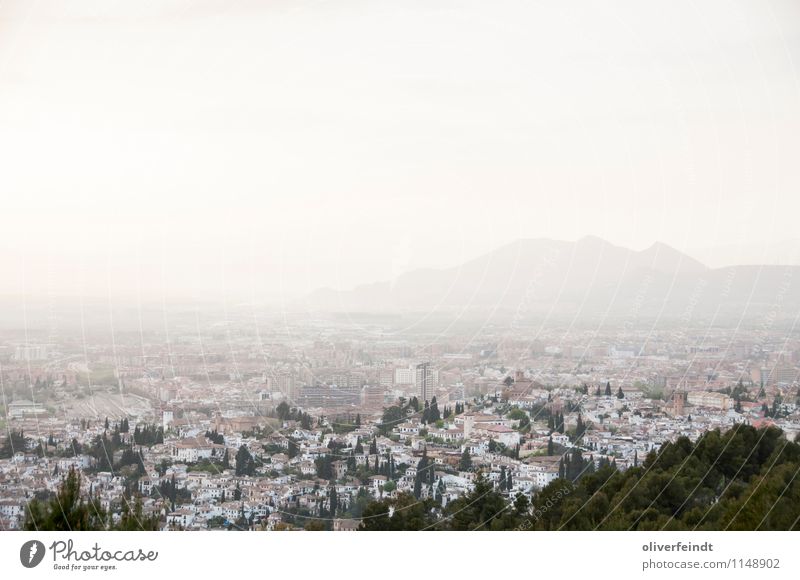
[
  {"x1": 360, "y1": 425, "x2": 800, "y2": 530},
  {"x1": 23, "y1": 468, "x2": 159, "y2": 531}
]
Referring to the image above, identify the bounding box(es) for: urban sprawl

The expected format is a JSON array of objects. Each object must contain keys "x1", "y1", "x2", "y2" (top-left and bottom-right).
[{"x1": 2, "y1": 319, "x2": 799, "y2": 530}]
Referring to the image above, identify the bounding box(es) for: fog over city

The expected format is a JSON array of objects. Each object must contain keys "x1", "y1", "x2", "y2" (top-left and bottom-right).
[{"x1": 2, "y1": 0, "x2": 800, "y2": 308}]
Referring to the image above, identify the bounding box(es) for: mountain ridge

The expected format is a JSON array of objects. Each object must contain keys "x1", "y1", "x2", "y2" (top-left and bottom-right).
[{"x1": 303, "y1": 237, "x2": 800, "y2": 320}]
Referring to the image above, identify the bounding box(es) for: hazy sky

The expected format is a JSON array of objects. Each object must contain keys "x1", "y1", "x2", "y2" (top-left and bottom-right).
[{"x1": 1, "y1": 0, "x2": 799, "y2": 301}]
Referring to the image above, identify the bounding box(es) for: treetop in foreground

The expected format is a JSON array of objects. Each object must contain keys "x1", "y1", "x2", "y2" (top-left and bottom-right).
[{"x1": 360, "y1": 425, "x2": 800, "y2": 531}]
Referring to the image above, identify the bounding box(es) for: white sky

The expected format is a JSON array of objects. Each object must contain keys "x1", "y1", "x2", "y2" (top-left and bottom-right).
[{"x1": 1, "y1": 0, "x2": 799, "y2": 301}]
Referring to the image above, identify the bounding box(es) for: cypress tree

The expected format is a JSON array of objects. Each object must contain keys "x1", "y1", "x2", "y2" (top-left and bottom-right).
[
  {"x1": 459, "y1": 448, "x2": 472, "y2": 471},
  {"x1": 330, "y1": 486, "x2": 338, "y2": 517}
]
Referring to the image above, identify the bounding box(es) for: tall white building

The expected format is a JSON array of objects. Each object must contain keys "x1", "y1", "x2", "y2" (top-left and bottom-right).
[{"x1": 416, "y1": 362, "x2": 436, "y2": 403}]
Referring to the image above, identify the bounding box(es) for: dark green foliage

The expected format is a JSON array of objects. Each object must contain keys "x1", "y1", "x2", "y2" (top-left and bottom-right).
[
  {"x1": 459, "y1": 448, "x2": 472, "y2": 471},
  {"x1": 358, "y1": 426, "x2": 800, "y2": 530},
  {"x1": 359, "y1": 493, "x2": 436, "y2": 530},
  {"x1": 235, "y1": 444, "x2": 256, "y2": 476},
  {"x1": 422, "y1": 397, "x2": 441, "y2": 424},
  {"x1": 574, "y1": 414, "x2": 588, "y2": 441},
  {"x1": 287, "y1": 438, "x2": 299, "y2": 459},
  {"x1": 731, "y1": 379, "x2": 750, "y2": 403},
  {"x1": 413, "y1": 448, "x2": 435, "y2": 498},
  {"x1": 315, "y1": 454, "x2": 333, "y2": 479},
  {"x1": 443, "y1": 474, "x2": 521, "y2": 530},
  {"x1": 379, "y1": 405, "x2": 404, "y2": 435},
  {"x1": 132, "y1": 424, "x2": 164, "y2": 446},
  {"x1": 116, "y1": 447, "x2": 146, "y2": 475},
  {"x1": 24, "y1": 468, "x2": 106, "y2": 530},
  {"x1": 153, "y1": 474, "x2": 190, "y2": 510},
  {"x1": 276, "y1": 401, "x2": 290, "y2": 420},
  {"x1": 87, "y1": 434, "x2": 115, "y2": 471},
  {"x1": 276, "y1": 402, "x2": 313, "y2": 428},
  {"x1": 205, "y1": 429, "x2": 224, "y2": 444},
  {"x1": 560, "y1": 449, "x2": 593, "y2": 482},
  {"x1": 24, "y1": 468, "x2": 159, "y2": 531},
  {"x1": 540, "y1": 425, "x2": 800, "y2": 530},
  {"x1": 548, "y1": 411, "x2": 566, "y2": 434},
  {"x1": 329, "y1": 485, "x2": 338, "y2": 517},
  {"x1": 0, "y1": 429, "x2": 27, "y2": 458},
  {"x1": 114, "y1": 496, "x2": 161, "y2": 531}
]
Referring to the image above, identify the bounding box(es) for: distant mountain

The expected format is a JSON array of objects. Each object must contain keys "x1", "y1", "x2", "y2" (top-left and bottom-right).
[{"x1": 303, "y1": 237, "x2": 800, "y2": 321}]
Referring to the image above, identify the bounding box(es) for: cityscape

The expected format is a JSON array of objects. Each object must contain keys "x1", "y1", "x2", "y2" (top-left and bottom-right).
[{"x1": 2, "y1": 238, "x2": 800, "y2": 531}]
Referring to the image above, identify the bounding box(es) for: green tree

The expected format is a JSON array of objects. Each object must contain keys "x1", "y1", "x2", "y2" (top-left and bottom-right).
[
  {"x1": 115, "y1": 495, "x2": 161, "y2": 531},
  {"x1": 443, "y1": 474, "x2": 520, "y2": 530},
  {"x1": 276, "y1": 401, "x2": 291, "y2": 421},
  {"x1": 235, "y1": 445, "x2": 255, "y2": 477},
  {"x1": 329, "y1": 485, "x2": 338, "y2": 517},
  {"x1": 24, "y1": 468, "x2": 108, "y2": 530},
  {"x1": 0, "y1": 430, "x2": 27, "y2": 459},
  {"x1": 459, "y1": 448, "x2": 472, "y2": 471},
  {"x1": 359, "y1": 493, "x2": 434, "y2": 530}
]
